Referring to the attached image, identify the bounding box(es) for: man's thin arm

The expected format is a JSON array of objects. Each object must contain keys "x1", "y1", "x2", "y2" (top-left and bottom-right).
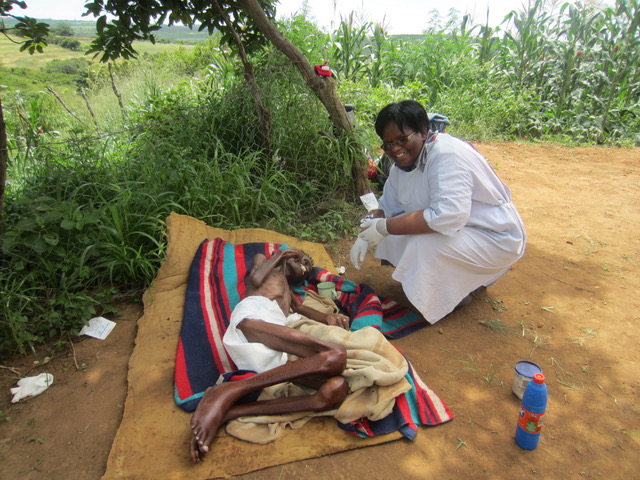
[
  {"x1": 247, "y1": 251, "x2": 284, "y2": 288},
  {"x1": 291, "y1": 295, "x2": 350, "y2": 329},
  {"x1": 293, "y1": 302, "x2": 330, "y2": 323}
]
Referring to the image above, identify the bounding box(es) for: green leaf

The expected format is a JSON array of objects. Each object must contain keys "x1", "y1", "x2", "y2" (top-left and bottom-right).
[
  {"x1": 97, "y1": 15, "x2": 107, "y2": 33},
  {"x1": 15, "y1": 218, "x2": 39, "y2": 232},
  {"x1": 43, "y1": 233, "x2": 59, "y2": 246},
  {"x1": 31, "y1": 238, "x2": 48, "y2": 254},
  {"x1": 43, "y1": 210, "x2": 65, "y2": 224},
  {"x1": 60, "y1": 219, "x2": 76, "y2": 230}
]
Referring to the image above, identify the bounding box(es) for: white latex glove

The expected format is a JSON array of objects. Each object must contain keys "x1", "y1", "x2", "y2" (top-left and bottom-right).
[
  {"x1": 10, "y1": 373, "x2": 54, "y2": 403},
  {"x1": 350, "y1": 237, "x2": 369, "y2": 270},
  {"x1": 358, "y1": 218, "x2": 389, "y2": 246}
]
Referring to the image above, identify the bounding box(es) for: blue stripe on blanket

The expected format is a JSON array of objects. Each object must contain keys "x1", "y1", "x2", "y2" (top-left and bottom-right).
[{"x1": 222, "y1": 241, "x2": 241, "y2": 310}]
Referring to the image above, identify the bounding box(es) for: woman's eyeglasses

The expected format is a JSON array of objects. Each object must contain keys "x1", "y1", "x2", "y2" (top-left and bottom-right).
[{"x1": 380, "y1": 131, "x2": 417, "y2": 152}]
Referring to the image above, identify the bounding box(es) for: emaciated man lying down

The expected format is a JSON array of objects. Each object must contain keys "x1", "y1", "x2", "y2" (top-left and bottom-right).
[{"x1": 190, "y1": 248, "x2": 355, "y2": 462}]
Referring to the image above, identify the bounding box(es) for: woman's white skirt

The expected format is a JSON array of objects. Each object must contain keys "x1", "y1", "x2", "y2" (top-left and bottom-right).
[{"x1": 375, "y1": 222, "x2": 525, "y2": 323}]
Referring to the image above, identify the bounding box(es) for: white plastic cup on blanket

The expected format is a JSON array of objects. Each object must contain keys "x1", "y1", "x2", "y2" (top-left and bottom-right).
[{"x1": 317, "y1": 282, "x2": 338, "y2": 300}]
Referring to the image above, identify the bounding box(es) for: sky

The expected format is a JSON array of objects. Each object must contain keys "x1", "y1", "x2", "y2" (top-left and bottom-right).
[
  {"x1": 275, "y1": 0, "x2": 525, "y2": 33},
  {"x1": 13, "y1": 0, "x2": 533, "y2": 34}
]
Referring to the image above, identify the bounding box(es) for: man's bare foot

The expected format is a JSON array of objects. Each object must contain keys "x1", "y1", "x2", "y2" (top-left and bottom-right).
[{"x1": 189, "y1": 382, "x2": 238, "y2": 462}]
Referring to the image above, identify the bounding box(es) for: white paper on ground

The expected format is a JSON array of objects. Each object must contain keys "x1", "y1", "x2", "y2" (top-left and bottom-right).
[{"x1": 79, "y1": 316, "x2": 116, "y2": 340}]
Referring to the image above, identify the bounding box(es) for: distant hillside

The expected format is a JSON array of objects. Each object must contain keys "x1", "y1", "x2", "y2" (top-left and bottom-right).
[{"x1": 1, "y1": 17, "x2": 213, "y2": 43}]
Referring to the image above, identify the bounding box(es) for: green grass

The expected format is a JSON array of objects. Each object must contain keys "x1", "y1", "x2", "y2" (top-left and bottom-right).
[
  {"x1": 0, "y1": 36, "x2": 195, "y2": 70},
  {"x1": 478, "y1": 319, "x2": 520, "y2": 337},
  {"x1": 128, "y1": 41, "x2": 196, "y2": 55},
  {"x1": 0, "y1": 37, "x2": 89, "y2": 69},
  {"x1": 2, "y1": 17, "x2": 210, "y2": 42},
  {"x1": 454, "y1": 354, "x2": 501, "y2": 382}
]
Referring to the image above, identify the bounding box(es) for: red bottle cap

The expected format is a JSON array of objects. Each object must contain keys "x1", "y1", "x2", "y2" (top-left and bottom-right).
[{"x1": 533, "y1": 373, "x2": 545, "y2": 384}]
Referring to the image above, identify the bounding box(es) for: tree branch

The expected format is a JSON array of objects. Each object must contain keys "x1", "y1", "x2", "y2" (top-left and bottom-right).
[{"x1": 46, "y1": 87, "x2": 86, "y2": 125}]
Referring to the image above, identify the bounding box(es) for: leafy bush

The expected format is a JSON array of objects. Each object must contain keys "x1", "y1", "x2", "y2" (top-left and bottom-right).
[
  {"x1": 46, "y1": 35, "x2": 82, "y2": 51},
  {"x1": 59, "y1": 37, "x2": 81, "y2": 51},
  {"x1": 43, "y1": 58, "x2": 90, "y2": 76}
]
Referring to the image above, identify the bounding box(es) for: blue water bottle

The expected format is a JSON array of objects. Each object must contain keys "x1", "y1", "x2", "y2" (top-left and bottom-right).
[{"x1": 515, "y1": 372, "x2": 547, "y2": 449}]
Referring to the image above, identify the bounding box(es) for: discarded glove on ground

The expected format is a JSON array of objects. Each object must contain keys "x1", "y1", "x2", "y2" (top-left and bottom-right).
[{"x1": 10, "y1": 373, "x2": 54, "y2": 403}]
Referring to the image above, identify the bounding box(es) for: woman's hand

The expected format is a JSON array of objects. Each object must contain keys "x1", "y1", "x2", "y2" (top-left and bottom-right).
[
  {"x1": 350, "y1": 237, "x2": 369, "y2": 269},
  {"x1": 358, "y1": 218, "x2": 389, "y2": 246}
]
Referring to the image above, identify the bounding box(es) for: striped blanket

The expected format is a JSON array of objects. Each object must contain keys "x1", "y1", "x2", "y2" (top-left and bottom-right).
[{"x1": 174, "y1": 238, "x2": 452, "y2": 439}]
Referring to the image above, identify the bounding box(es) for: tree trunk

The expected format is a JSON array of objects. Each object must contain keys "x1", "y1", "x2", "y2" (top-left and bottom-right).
[
  {"x1": 238, "y1": 0, "x2": 370, "y2": 196},
  {"x1": 0, "y1": 97, "x2": 7, "y2": 233}
]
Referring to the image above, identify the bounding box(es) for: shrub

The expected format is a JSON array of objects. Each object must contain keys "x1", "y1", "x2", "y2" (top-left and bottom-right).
[{"x1": 43, "y1": 58, "x2": 90, "y2": 76}]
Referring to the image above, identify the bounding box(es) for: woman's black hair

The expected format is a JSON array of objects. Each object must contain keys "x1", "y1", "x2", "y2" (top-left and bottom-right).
[{"x1": 374, "y1": 100, "x2": 430, "y2": 138}]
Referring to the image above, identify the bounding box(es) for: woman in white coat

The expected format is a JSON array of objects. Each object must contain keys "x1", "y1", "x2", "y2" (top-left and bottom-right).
[{"x1": 350, "y1": 100, "x2": 526, "y2": 323}]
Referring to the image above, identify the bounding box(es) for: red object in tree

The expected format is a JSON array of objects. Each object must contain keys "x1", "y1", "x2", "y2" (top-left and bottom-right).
[
  {"x1": 367, "y1": 157, "x2": 378, "y2": 179},
  {"x1": 314, "y1": 61, "x2": 333, "y2": 76}
]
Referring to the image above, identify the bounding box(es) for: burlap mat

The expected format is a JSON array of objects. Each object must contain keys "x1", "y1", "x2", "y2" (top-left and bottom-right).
[{"x1": 101, "y1": 213, "x2": 401, "y2": 480}]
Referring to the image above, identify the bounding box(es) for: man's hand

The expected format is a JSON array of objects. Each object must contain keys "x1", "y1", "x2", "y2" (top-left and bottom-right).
[
  {"x1": 350, "y1": 237, "x2": 369, "y2": 269},
  {"x1": 278, "y1": 249, "x2": 302, "y2": 262},
  {"x1": 325, "y1": 313, "x2": 350, "y2": 330}
]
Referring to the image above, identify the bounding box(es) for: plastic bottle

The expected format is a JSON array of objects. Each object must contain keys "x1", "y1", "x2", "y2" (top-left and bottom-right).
[{"x1": 515, "y1": 372, "x2": 547, "y2": 450}]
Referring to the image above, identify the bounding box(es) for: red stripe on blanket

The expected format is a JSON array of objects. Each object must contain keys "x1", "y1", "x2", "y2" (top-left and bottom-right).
[
  {"x1": 381, "y1": 301, "x2": 408, "y2": 320},
  {"x1": 394, "y1": 393, "x2": 418, "y2": 430},
  {"x1": 229, "y1": 372, "x2": 256, "y2": 382},
  {"x1": 413, "y1": 369, "x2": 453, "y2": 424},
  {"x1": 215, "y1": 240, "x2": 237, "y2": 370},
  {"x1": 211, "y1": 240, "x2": 233, "y2": 340},
  {"x1": 234, "y1": 244, "x2": 248, "y2": 299},
  {"x1": 416, "y1": 389, "x2": 437, "y2": 425},
  {"x1": 359, "y1": 419, "x2": 376, "y2": 437},
  {"x1": 353, "y1": 292, "x2": 383, "y2": 318},
  {"x1": 202, "y1": 240, "x2": 234, "y2": 373},
  {"x1": 174, "y1": 339, "x2": 192, "y2": 398}
]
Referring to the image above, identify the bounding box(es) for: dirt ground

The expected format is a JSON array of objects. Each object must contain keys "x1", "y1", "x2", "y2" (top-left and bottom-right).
[{"x1": 1, "y1": 142, "x2": 638, "y2": 480}]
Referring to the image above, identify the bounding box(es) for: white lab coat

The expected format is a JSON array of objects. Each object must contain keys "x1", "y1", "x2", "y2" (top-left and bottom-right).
[{"x1": 377, "y1": 133, "x2": 526, "y2": 323}]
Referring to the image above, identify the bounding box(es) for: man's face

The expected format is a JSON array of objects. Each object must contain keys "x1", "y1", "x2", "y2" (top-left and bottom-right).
[{"x1": 284, "y1": 250, "x2": 313, "y2": 284}]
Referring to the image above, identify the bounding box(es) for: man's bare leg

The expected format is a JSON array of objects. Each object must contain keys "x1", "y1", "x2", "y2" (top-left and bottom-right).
[
  {"x1": 189, "y1": 375, "x2": 347, "y2": 462},
  {"x1": 190, "y1": 319, "x2": 347, "y2": 462}
]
